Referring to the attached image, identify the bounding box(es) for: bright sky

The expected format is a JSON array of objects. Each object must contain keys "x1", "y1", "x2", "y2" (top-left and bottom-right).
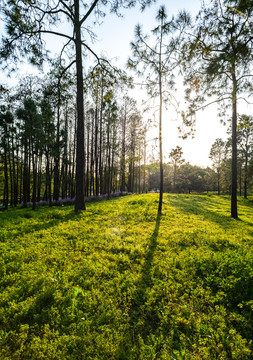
[
  {"x1": 1, "y1": 0, "x2": 253, "y2": 167},
  {"x1": 85, "y1": 0, "x2": 228, "y2": 167}
]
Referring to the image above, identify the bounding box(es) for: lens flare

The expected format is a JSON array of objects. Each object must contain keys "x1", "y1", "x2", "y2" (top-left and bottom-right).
[{"x1": 215, "y1": 0, "x2": 253, "y2": 22}]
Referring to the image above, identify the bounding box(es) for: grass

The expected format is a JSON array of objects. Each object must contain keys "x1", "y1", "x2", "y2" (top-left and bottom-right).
[{"x1": 0, "y1": 194, "x2": 253, "y2": 359}]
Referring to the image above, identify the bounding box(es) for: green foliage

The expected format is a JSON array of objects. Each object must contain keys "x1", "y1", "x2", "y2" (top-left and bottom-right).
[{"x1": 1, "y1": 194, "x2": 253, "y2": 358}]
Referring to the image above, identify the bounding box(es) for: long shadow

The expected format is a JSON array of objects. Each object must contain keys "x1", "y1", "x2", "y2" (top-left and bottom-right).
[
  {"x1": 1, "y1": 208, "x2": 83, "y2": 242},
  {"x1": 169, "y1": 195, "x2": 253, "y2": 230},
  {"x1": 138, "y1": 213, "x2": 161, "y2": 289},
  {"x1": 116, "y1": 213, "x2": 161, "y2": 359},
  {"x1": 2, "y1": 196, "x2": 132, "y2": 241}
]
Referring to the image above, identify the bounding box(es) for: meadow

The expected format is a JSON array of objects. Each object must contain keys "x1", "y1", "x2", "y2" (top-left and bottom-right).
[{"x1": 1, "y1": 194, "x2": 253, "y2": 359}]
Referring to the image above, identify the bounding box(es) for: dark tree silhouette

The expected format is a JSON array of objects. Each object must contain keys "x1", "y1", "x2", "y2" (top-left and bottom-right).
[
  {"x1": 0, "y1": 0, "x2": 156, "y2": 212},
  {"x1": 181, "y1": 0, "x2": 253, "y2": 218}
]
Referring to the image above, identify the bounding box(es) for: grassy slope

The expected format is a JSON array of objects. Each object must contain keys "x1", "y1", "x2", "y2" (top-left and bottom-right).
[{"x1": 0, "y1": 194, "x2": 253, "y2": 359}]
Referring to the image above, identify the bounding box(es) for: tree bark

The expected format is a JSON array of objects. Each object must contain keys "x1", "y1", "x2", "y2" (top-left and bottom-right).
[
  {"x1": 3, "y1": 145, "x2": 8, "y2": 210},
  {"x1": 53, "y1": 82, "x2": 61, "y2": 201},
  {"x1": 23, "y1": 140, "x2": 29, "y2": 206},
  {"x1": 99, "y1": 81, "x2": 104, "y2": 195},
  {"x1": 244, "y1": 155, "x2": 248, "y2": 199},
  {"x1": 158, "y1": 19, "x2": 164, "y2": 214},
  {"x1": 95, "y1": 92, "x2": 99, "y2": 196},
  {"x1": 74, "y1": 0, "x2": 86, "y2": 211},
  {"x1": 120, "y1": 104, "x2": 126, "y2": 192},
  {"x1": 231, "y1": 71, "x2": 238, "y2": 218}
]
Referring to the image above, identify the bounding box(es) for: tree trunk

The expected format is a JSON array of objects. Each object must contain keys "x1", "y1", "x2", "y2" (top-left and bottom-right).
[
  {"x1": 8, "y1": 145, "x2": 13, "y2": 206},
  {"x1": 37, "y1": 152, "x2": 42, "y2": 202},
  {"x1": 62, "y1": 102, "x2": 68, "y2": 200},
  {"x1": 106, "y1": 120, "x2": 110, "y2": 198},
  {"x1": 11, "y1": 134, "x2": 18, "y2": 206},
  {"x1": 218, "y1": 169, "x2": 220, "y2": 196},
  {"x1": 49, "y1": 160, "x2": 53, "y2": 207},
  {"x1": 86, "y1": 120, "x2": 90, "y2": 197},
  {"x1": 23, "y1": 141, "x2": 29, "y2": 206},
  {"x1": 158, "y1": 19, "x2": 164, "y2": 214},
  {"x1": 244, "y1": 155, "x2": 248, "y2": 199},
  {"x1": 3, "y1": 147, "x2": 8, "y2": 210},
  {"x1": 19, "y1": 156, "x2": 23, "y2": 204},
  {"x1": 138, "y1": 146, "x2": 141, "y2": 193},
  {"x1": 143, "y1": 135, "x2": 146, "y2": 193},
  {"x1": 15, "y1": 141, "x2": 19, "y2": 205},
  {"x1": 74, "y1": 0, "x2": 86, "y2": 211},
  {"x1": 53, "y1": 83, "x2": 61, "y2": 201},
  {"x1": 120, "y1": 105, "x2": 126, "y2": 192},
  {"x1": 28, "y1": 139, "x2": 31, "y2": 202},
  {"x1": 32, "y1": 146, "x2": 37, "y2": 211},
  {"x1": 95, "y1": 93, "x2": 99, "y2": 196},
  {"x1": 71, "y1": 111, "x2": 77, "y2": 199},
  {"x1": 45, "y1": 151, "x2": 51, "y2": 205},
  {"x1": 99, "y1": 82, "x2": 104, "y2": 195},
  {"x1": 231, "y1": 71, "x2": 237, "y2": 218},
  {"x1": 90, "y1": 110, "x2": 94, "y2": 196},
  {"x1": 239, "y1": 163, "x2": 242, "y2": 197}
]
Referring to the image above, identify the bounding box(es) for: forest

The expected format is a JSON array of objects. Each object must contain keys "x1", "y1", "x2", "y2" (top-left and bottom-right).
[
  {"x1": 1, "y1": 0, "x2": 253, "y2": 358},
  {"x1": 0, "y1": 0, "x2": 253, "y2": 217},
  {"x1": 1, "y1": 71, "x2": 253, "y2": 211},
  {"x1": 1, "y1": 71, "x2": 252, "y2": 210}
]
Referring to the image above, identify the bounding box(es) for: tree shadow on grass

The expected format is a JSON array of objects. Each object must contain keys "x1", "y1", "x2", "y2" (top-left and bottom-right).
[
  {"x1": 1, "y1": 207, "x2": 83, "y2": 241},
  {"x1": 169, "y1": 195, "x2": 253, "y2": 230},
  {"x1": 116, "y1": 213, "x2": 161, "y2": 359},
  {"x1": 139, "y1": 213, "x2": 161, "y2": 288}
]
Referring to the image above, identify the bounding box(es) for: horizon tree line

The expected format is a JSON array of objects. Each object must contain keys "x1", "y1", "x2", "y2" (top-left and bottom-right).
[
  {"x1": 0, "y1": 69, "x2": 148, "y2": 210},
  {"x1": 1, "y1": 0, "x2": 253, "y2": 217}
]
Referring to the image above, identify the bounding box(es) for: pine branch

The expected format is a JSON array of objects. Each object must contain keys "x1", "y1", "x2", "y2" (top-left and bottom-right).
[
  {"x1": 194, "y1": 96, "x2": 231, "y2": 112},
  {"x1": 80, "y1": 0, "x2": 100, "y2": 25}
]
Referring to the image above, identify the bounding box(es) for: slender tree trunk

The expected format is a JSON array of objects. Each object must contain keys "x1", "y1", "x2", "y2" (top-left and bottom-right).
[
  {"x1": 15, "y1": 143, "x2": 19, "y2": 205},
  {"x1": 49, "y1": 160, "x2": 53, "y2": 207},
  {"x1": 11, "y1": 135, "x2": 18, "y2": 206},
  {"x1": 23, "y1": 141, "x2": 29, "y2": 206},
  {"x1": 71, "y1": 112, "x2": 77, "y2": 199},
  {"x1": 217, "y1": 169, "x2": 220, "y2": 195},
  {"x1": 99, "y1": 82, "x2": 104, "y2": 195},
  {"x1": 158, "y1": 19, "x2": 164, "y2": 214},
  {"x1": 86, "y1": 120, "x2": 90, "y2": 197},
  {"x1": 132, "y1": 157, "x2": 135, "y2": 193},
  {"x1": 106, "y1": 120, "x2": 110, "y2": 198},
  {"x1": 37, "y1": 153, "x2": 42, "y2": 202},
  {"x1": 74, "y1": 0, "x2": 86, "y2": 211},
  {"x1": 32, "y1": 147, "x2": 37, "y2": 211},
  {"x1": 95, "y1": 92, "x2": 99, "y2": 196},
  {"x1": 143, "y1": 135, "x2": 146, "y2": 193},
  {"x1": 120, "y1": 105, "x2": 126, "y2": 192},
  {"x1": 28, "y1": 139, "x2": 31, "y2": 202},
  {"x1": 90, "y1": 111, "x2": 94, "y2": 196},
  {"x1": 8, "y1": 145, "x2": 13, "y2": 206},
  {"x1": 244, "y1": 155, "x2": 248, "y2": 199},
  {"x1": 239, "y1": 163, "x2": 242, "y2": 197},
  {"x1": 53, "y1": 84, "x2": 61, "y2": 201},
  {"x1": 111, "y1": 142, "x2": 114, "y2": 193},
  {"x1": 62, "y1": 102, "x2": 68, "y2": 200},
  {"x1": 138, "y1": 146, "x2": 141, "y2": 193},
  {"x1": 45, "y1": 152, "x2": 50, "y2": 203},
  {"x1": 231, "y1": 71, "x2": 237, "y2": 218},
  {"x1": 3, "y1": 147, "x2": 8, "y2": 210},
  {"x1": 19, "y1": 154, "x2": 23, "y2": 204}
]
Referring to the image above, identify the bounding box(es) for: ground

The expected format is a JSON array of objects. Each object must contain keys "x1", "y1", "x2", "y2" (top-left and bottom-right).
[{"x1": 1, "y1": 194, "x2": 253, "y2": 359}]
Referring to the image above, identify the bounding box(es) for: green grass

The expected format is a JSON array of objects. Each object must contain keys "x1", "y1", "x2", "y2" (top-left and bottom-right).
[{"x1": 1, "y1": 194, "x2": 253, "y2": 359}]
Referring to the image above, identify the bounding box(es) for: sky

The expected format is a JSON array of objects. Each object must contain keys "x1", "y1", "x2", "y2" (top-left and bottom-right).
[
  {"x1": 81, "y1": 0, "x2": 234, "y2": 167},
  {"x1": 1, "y1": 0, "x2": 253, "y2": 167}
]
